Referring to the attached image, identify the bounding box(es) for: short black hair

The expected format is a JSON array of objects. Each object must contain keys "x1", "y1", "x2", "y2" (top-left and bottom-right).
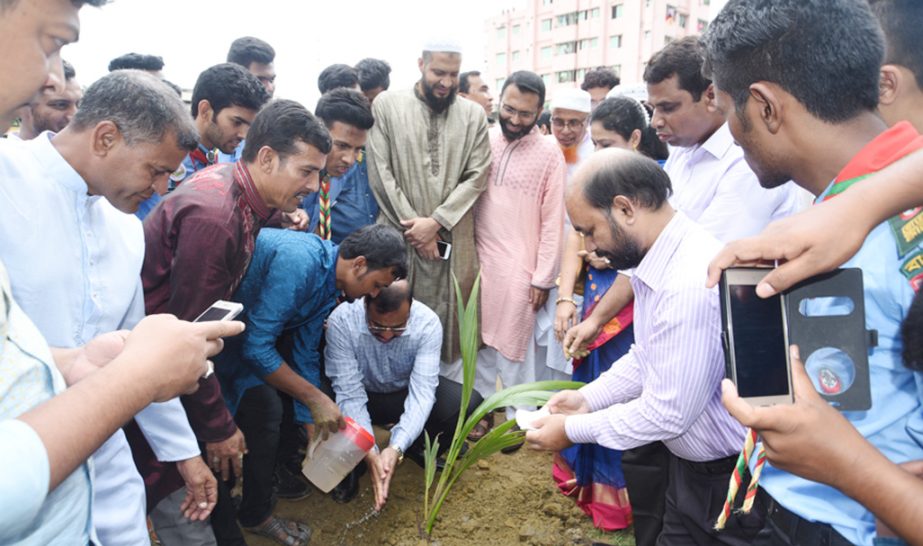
[
  {"x1": 870, "y1": 0, "x2": 923, "y2": 89},
  {"x1": 366, "y1": 281, "x2": 413, "y2": 314},
  {"x1": 459, "y1": 70, "x2": 481, "y2": 94},
  {"x1": 592, "y1": 96, "x2": 666, "y2": 161},
  {"x1": 581, "y1": 67, "x2": 620, "y2": 91},
  {"x1": 355, "y1": 58, "x2": 391, "y2": 92},
  {"x1": 315, "y1": 88, "x2": 374, "y2": 131},
  {"x1": 582, "y1": 150, "x2": 672, "y2": 211},
  {"x1": 536, "y1": 110, "x2": 551, "y2": 132},
  {"x1": 339, "y1": 224, "x2": 408, "y2": 280},
  {"x1": 703, "y1": 0, "x2": 883, "y2": 124},
  {"x1": 501, "y1": 71, "x2": 545, "y2": 111},
  {"x1": 241, "y1": 99, "x2": 332, "y2": 162},
  {"x1": 902, "y1": 289, "x2": 923, "y2": 371},
  {"x1": 62, "y1": 59, "x2": 76, "y2": 80},
  {"x1": 108, "y1": 52, "x2": 164, "y2": 73},
  {"x1": 643, "y1": 36, "x2": 711, "y2": 101},
  {"x1": 318, "y1": 64, "x2": 359, "y2": 94},
  {"x1": 227, "y1": 36, "x2": 275, "y2": 67},
  {"x1": 190, "y1": 63, "x2": 269, "y2": 119}
]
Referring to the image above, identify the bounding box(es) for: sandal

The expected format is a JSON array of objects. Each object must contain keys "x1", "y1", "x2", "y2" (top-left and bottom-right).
[
  {"x1": 467, "y1": 414, "x2": 493, "y2": 441},
  {"x1": 243, "y1": 515, "x2": 312, "y2": 546}
]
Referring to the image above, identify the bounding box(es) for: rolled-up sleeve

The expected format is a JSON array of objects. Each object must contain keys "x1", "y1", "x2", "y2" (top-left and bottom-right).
[
  {"x1": 0, "y1": 419, "x2": 49, "y2": 540},
  {"x1": 324, "y1": 309, "x2": 374, "y2": 438}
]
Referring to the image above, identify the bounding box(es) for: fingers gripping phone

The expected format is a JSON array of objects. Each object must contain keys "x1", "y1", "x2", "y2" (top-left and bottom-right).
[
  {"x1": 194, "y1": 300, "x2": 244, "y2": 322},
  {"x1": 720, "y1": 268, "x2": 794, "y2": 406},
  {"x1": 436, "y1": 240, "x2": 452, "y2": 260}
]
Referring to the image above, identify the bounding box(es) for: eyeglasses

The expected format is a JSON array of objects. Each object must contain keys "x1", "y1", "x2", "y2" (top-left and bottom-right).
[
  {"x1": 367, "y1": 322, "x2": 408, "y2": 334},
  {"x1": 551, "y1": 117, "x2": 588, "y2": 130},
  {"x1": 500, "y1": 103, "x2": 538, "y2": 122}
]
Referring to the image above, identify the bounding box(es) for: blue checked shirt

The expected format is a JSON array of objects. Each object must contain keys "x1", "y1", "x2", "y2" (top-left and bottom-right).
[{"x1": 324, "y1": 298, "x2": 442, "y2": 452}]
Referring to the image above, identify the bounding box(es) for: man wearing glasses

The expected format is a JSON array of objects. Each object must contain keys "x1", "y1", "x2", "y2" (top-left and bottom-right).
[
  {"x1": 549, "y1": 88, "x2": 595, "y2": 181},
  {"x1": 324, "y1": 280, "x2": 481, "y2": 509}
]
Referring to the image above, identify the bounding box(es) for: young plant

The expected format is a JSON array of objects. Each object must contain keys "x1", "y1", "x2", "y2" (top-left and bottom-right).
[{"x1": 421, "y1": 274, "x2": 583, "y2": 536}]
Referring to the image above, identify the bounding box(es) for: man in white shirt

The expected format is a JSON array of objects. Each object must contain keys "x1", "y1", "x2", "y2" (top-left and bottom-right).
[
  {"x1": 0, "y1": 70, "x2": 215, "y2": 545},
  {"x1": 645, "y1": 36, "x2": 803, "y2": 243}
]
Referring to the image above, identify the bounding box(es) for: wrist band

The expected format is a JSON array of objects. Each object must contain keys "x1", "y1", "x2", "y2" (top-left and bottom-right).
[{"x1": 555, "y1": 297, "x2": 578, "y2": 307}]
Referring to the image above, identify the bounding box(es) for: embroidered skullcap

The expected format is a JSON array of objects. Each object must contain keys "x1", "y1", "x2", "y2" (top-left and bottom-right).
[{"x1": 551, "y1": 88, "x2": 592, "y2": 113}]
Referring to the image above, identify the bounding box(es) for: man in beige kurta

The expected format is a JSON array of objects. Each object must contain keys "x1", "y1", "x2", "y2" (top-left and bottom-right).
[
  {"x1": 471, "y1": 72, "x2": 565, "y2": 404},
  {"x1": 367, "y1": 45, "x2": 491, "y2": 364}
]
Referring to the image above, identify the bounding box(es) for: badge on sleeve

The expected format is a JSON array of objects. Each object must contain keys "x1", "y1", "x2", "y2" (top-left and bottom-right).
[
  {"x1": 169, "y1": 163, "x2": 187, "y2": 183},
  {"x1": 889, "y1": 207, "x2": 923, "y2": 257},
  {"x1": 900, "y1": 247, "x2": 923, "y2": 292}
]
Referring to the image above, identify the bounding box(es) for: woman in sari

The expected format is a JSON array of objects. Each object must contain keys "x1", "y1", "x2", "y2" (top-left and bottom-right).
[{"x1": 551, "y1": 95, "x2": 666, "y2": 531}]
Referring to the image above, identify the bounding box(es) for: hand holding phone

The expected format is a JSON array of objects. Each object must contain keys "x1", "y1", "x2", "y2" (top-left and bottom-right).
[{"x1": 193, "y1": 300, "x2": 244, "y2": 377}]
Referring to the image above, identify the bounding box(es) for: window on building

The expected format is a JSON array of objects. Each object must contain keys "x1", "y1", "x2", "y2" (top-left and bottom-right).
[
  {"x1": 497, "y1": 78, "x2": 505, "y2": 90},
  {"x1": 590, "y1": 7, "x2": 600, "y2": 18},
  {"x1": 542, "y1": 74, "x2": 553, "y2": 87},
  {"x1": 496, "y1": 52, "x2": 507, "y2": 65},
  {"x1": 576, "y1": 68, "x2": 587, "y2": 81},
  {"x1": 679, "y1": 13, "x2": 688, "y2": 28},
  {"x1": 589, "y1": 37, "x2": 599, "y2": 48},
  {"x1": 541, "y1": 18, "x2": 552, "y2": 31},
  {"x1": 496, "y1": 26, "x2": 506, "y2": 40},
  {"x1": 610, "y1": 34, "x2": 622, "y2": 48},
  {"x1": 697, "y1": 19, "x2": 708, "y2": 32},
  {"x1": 543, "y1": 0, "x2": 553, "y2": 5},
  {"x1": 512, "y1": 50, "x2": 520, "y2": 62},
  {"x1": 556, "y1": 41, "x2": 577, "y2": 55},
  {"x1": 513, "y1": 24, "x2": 521, "y2": 35},
  {"x1": 557, "y1": 70, "x2": 577, "y2": 83},
  {"x1": 612, "y1": 4, "x2": 623, "y2": 18},
  {"x1": 557, "y1": 12, "x2": 578, "y2": 26},
  {"x1": 541, "y1": 46, "x2": 553, "y2": 59}
]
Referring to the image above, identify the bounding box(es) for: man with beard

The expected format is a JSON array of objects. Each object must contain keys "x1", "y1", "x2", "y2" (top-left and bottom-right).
[
  {"x1": 466, "y1": 71, "x2": 565, "y2": 431},
  {"x1": 526, "y1": 149, "x2": 759, "y2": 546},
  {"x1": 16, "y1": 59, "x2": 81, "y2": 140},
  {"x1": 367, "y1": 39, "x2": 491, "y2": 365},
  {"x1": 213, "y1": 224, "x2": 405, "y2": 543},
  {"x1": 170, "y1": 63, "x2": 269, "y2": 190}
]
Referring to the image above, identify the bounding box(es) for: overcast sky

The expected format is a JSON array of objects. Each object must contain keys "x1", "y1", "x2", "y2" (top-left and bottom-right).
[{"x1": 65, "y1": 0, "x2": 518, "y2": 109}]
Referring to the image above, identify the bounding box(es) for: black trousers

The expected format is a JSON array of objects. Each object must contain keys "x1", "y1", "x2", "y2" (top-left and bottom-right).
[
  {"x1": 234, "y1": 384, "x2": 283, "y2": 528},
  {"x1": 362, "y1": 376, "x2": 482, "y2": 458},
  {"x1": 752, "y1": 491, "x2": 852, "y2": 546},
  {"x1": 622, "y1": 442, "x2": 672, "y2": 546},
  {"x1": 655, "y1": 453, "x2": 768, "y2": 546}
]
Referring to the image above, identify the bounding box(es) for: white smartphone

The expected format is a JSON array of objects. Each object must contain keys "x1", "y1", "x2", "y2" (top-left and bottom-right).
[
  {"x1": 436, "y1": 240, "x2": 452, "y2": 260},
  {"x1": 193, "y1": 300, "x2": 244, "y2": 323},
  {"x1": 720, "y1": 268, "x2": 793, "y2": 406}
]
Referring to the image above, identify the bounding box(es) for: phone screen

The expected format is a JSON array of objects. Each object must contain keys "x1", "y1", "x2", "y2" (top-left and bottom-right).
[
  {"x1": 729, "y1": 284, "x2": 789, "y2": 397},
  {"x1": 195, "y1": 307, "x2": 232, "y2": 322}
]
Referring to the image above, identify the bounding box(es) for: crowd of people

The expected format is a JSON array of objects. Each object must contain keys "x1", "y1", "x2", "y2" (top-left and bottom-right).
[{"x1": 2, "y1": 0, "x2": 923, "y2": 545}]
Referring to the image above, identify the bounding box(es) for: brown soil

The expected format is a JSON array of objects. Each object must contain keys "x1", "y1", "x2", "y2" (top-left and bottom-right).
[{"x1": 251, "y1": 446, "x2": 636, "y2": 546}]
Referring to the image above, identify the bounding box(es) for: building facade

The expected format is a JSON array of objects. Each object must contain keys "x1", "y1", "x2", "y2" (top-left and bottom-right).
[{"x1": 485, "y1": 0, "x2": 712, "y2": 103}]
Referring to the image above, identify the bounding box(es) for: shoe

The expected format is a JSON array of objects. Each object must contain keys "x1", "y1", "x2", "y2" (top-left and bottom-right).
[
  {"x1": 243, "y1": 515, "x2": 312, "y2": 546},
  {"x1": 330, "y1": 468, "x2": 359, "y2": 503},
  {"x1": 500, "y1": 424, "x2": 525, "y2": 454},
  {"x1": 274, "y1": 464, "x2": 312, "y2": 500},
  {"x1": 467, "y1": 414, "x2": 493, "y2": 441}
]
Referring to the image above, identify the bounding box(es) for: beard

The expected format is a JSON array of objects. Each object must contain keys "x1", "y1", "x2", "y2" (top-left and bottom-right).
[
  {"x1": 421, "y1": 78, "x2": 457, "y2": 114},
  {"x1": 498, "y1": 114, "x2": 536, "y2": 142},
  {"x1": 595, "y1": 213, "x2": 645, "y2": 270}
]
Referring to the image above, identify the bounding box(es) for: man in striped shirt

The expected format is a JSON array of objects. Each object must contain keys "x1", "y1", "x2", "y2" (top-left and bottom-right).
[{"x1": 527, "y1": 149, "x2": 759, "y2": 545}]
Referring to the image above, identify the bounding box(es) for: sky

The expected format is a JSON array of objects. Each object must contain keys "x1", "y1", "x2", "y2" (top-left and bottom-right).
[{"x1": 65, "y1": 0, "x2": 519, "y2": 109}]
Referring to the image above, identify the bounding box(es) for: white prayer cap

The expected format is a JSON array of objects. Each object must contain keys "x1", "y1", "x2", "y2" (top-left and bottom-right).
[
  {"x1": 607, "y1": 83, "x2": 648, "y2": 103},
  {"x1": 551, "y1": 88, "x2": 592, "y2": 113},
  {"x1": 422, "y1": 36, "x2": 464, "y2": 55}
]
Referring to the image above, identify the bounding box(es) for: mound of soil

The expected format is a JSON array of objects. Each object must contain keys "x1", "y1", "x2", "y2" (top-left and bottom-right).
[{"x1": 255, "y1": 447, "x2": 636, "y2": 546}]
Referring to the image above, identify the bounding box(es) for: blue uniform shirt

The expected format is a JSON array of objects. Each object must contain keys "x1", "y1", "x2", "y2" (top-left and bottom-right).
[
  {"x1": 215, "y1": 228, "x2": 339, "y2": 424},
  {"x1": 303, "y1": 158, "x2": 379, "y2": 244}
]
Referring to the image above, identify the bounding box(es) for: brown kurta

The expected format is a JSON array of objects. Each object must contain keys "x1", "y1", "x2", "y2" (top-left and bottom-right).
[{"x1": 367, "y1": 88, "x2": 491, "y2": 362}]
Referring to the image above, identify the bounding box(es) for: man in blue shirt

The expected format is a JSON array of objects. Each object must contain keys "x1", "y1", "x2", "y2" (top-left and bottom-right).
[
  {"x1": 214, "y1": 224, "x2": 407, "y2": 545},
  {"x1": 303, "y1": 88, "x2": 379, "y2": 243},
  {"x1": 703, "y1": 1, "x2": 923, "y2": 544},
  {"x1": 325, "y1": 280, "x2": 482, "y2": 509}
]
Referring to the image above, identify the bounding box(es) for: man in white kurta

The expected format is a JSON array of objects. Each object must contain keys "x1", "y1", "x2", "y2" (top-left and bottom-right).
[
  {"x1": 367, "y1": 42, "x2": 491, "y2": 365},
  {"x1": 472, "y1": 72, "x2": 565, "y2": 403},
  {"x1": 0, "y1": 72, "x2": 209, "y2": 545}
]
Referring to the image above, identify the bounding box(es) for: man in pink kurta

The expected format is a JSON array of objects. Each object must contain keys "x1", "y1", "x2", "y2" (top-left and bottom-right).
[{"x1": 469, "y1": 71, "x2": 566, "y2": 412}]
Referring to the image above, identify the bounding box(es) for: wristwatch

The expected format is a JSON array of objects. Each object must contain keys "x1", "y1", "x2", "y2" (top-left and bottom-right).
[{"x1": 391, "y1": 445, "x2": 404, "y2": 465}]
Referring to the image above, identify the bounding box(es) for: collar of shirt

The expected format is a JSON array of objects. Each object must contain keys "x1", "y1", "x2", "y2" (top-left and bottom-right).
[
  {"x1": 36, "y1": 132, "x2": 99, "y2": 203},
  {"x1": 633, "y1": 211, "x2": 690, "y2": 292},
  {"x1": 694, "y1": 122, "x2": 735, "y2": 163},
  {"x1": 233, "y1": 161, "x2": 272, "y2": 220}
]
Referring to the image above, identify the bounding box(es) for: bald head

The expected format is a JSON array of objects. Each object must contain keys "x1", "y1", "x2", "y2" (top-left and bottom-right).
[
  {"x1": 367, "y1": 279, "x2": 412, "y2": 315},
  {"x1": 569, "y1": 148, "x2": 672, "y2": 213}
]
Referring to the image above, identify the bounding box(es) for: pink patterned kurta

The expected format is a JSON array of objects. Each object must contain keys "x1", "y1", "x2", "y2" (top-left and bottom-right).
[{"x1": 476, "y1": 127, "x2": 566, "y2": 361}]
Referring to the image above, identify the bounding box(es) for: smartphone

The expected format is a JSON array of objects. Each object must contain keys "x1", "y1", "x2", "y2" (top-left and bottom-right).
[
  {"x1": 436, "y1": 240, "x2": 452, "y2": 260},
  {"x1": 194, "y1": 300, "x2": 244, "y2": 322},
  {"x1": 720, "y1": 268, "x2": 793, "y2": 406}
]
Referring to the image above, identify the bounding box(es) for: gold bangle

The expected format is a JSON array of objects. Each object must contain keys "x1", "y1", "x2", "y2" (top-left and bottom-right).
[{"x1": 555, "y1": 297, "x2": 577, "y2": 307}]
